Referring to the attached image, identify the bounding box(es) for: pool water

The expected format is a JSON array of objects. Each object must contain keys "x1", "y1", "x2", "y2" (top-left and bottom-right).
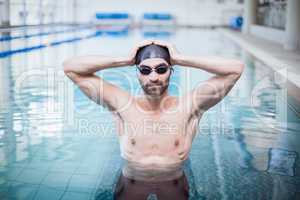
[{"x1": 0, "y1": 26, "x2": 300, "y2": 200}]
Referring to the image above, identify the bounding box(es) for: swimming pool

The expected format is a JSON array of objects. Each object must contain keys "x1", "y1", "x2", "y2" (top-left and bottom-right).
[{"x1": 0, "y1": 26, "x2": 300, "y2": 200}]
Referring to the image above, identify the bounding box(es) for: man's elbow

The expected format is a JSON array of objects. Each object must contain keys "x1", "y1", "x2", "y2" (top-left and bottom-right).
[
  {"x1": 233, "y1": 61, "x2": 244, "y2": 76},
  {"x1": 63, "y1": 60, "x2": 73, "y2": 74}
]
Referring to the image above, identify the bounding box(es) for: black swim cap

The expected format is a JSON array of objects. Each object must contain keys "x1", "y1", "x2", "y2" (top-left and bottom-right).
[{"x1": 135, "y1": 44, "x2": 170, "y2": 65}]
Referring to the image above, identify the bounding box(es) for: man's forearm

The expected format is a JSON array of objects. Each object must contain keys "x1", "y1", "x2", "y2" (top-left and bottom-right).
[
  {"x1": 63, "y1": 56, "x2": 131, "y2": 75},
  {"x1": 174, "y1": 54, "x2": 244, "y2": 76}
]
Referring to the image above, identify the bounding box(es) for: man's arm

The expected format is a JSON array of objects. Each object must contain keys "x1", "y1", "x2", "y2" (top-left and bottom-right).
[
  {"x1": 63, "y1": 40, "x2": 154, "y2": 113},
  {"x1": 175, "y1": 55, "x2": 244, "y2": 116},
  {"x1": 151, "y1": 40, "x2": 244, "y2": 116},
  {"x1": 63, "y1": 55, "x2": 133, "y2": 112}
]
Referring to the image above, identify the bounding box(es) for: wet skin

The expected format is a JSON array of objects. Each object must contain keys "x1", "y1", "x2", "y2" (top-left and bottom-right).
[{"x1": 114, "y1": 58, "x2": 200, "y2": 182}]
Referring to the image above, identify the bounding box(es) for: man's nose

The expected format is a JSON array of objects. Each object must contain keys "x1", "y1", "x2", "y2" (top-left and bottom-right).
[{"x1": 149, "y1": 72, "x2": 159, "y2": 82}]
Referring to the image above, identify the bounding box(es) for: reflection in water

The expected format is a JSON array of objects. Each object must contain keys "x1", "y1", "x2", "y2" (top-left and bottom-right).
[
  {"x1": 112, "y1": 171, "x2": 189, "y2": 200},
  {"x1": 0, "y1": 28, "x2": 299, "y2": 200},
  {"x1": 142, "y1": 26, "x2": 176, "y2": 38},
  {"x1": 94, "y1": 158, "x2": 204, "y2": 200},
  {"x1": 0, "y1": 32, "x2": 15, "y2": 194},
  {"x1": 224, "y1": 51, "x2": 300, "y2": 199}
]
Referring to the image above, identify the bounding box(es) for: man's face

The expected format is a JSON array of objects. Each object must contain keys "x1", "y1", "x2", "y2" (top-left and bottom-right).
[{"x1": 137, "y1": 58, "x2": 172, "y2": 97}]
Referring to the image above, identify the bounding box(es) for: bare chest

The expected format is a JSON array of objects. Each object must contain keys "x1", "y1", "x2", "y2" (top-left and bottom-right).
[{"x1": 117, "y1": 109, "x2": 195, "y2": 161}]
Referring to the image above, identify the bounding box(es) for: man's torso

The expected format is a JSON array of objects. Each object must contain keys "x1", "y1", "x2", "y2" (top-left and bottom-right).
[{"x1": 114, "y1": 95, "x2": 201, "y2": 181}]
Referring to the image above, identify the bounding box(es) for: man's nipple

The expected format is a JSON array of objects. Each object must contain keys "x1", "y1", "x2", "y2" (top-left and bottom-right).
[{"x1": 174, "y1": 139, "x2": 180, "y2": 147}]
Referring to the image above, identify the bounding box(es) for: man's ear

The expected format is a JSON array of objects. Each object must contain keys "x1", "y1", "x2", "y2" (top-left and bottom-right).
[
  {"x1": 170, "y1": 67, "x2": 174, "y2": 73},
  {"x1": 135, "y1": 66, "x2": 138, "y2": 73}
]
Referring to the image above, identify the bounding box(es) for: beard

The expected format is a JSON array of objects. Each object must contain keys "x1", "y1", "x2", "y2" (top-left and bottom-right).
[
  {"x1": 138, "y1": 73, "x2": 171, "y2": 97},
  {"x1": 141, "y1": 81, "x2": 169, "y2": 97}
]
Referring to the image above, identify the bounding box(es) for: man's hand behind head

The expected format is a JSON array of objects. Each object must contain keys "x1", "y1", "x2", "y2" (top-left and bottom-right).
[{"x1": 128, "y1": 40, "x2": 154, "y2": 66}]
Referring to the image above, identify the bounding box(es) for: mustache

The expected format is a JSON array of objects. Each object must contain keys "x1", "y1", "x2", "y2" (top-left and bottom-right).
[{"x1": 146, "y1": 83, "x2": 163, "y2": 87}]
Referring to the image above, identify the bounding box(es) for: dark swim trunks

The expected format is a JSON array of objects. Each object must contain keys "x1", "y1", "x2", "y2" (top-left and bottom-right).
[{"x1": 113, "y1": 172, "x2": 189, "y2": 200}]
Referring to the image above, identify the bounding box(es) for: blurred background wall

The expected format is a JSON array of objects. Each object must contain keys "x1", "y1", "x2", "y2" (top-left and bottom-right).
[{"x1": 1, "y1": 0, "x2": 244, "y2": 27}]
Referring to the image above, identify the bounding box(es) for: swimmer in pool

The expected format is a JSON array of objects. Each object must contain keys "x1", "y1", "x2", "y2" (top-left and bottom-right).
[{"x1": 63, "y1": 39, "x2": 244, "y2": 199}]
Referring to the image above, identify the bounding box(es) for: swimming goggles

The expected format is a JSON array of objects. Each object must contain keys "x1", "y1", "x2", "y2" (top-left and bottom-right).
[{"x1": 137, "y1": 64, "x2": 170, "y2": 75}]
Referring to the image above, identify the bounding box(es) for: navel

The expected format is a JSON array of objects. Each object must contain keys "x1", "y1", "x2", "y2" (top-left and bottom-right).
[
  {"x1": 130, "y1": 138, "x2": 136, "y2": 145},
  {"x1": 151, "y1": 144, "x2": 158, "y2": 150}
]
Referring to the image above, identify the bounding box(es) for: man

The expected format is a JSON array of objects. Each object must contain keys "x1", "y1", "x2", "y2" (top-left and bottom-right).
[{"x1": 63, "y1": 39, "x2": 244, "y2": 199}]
